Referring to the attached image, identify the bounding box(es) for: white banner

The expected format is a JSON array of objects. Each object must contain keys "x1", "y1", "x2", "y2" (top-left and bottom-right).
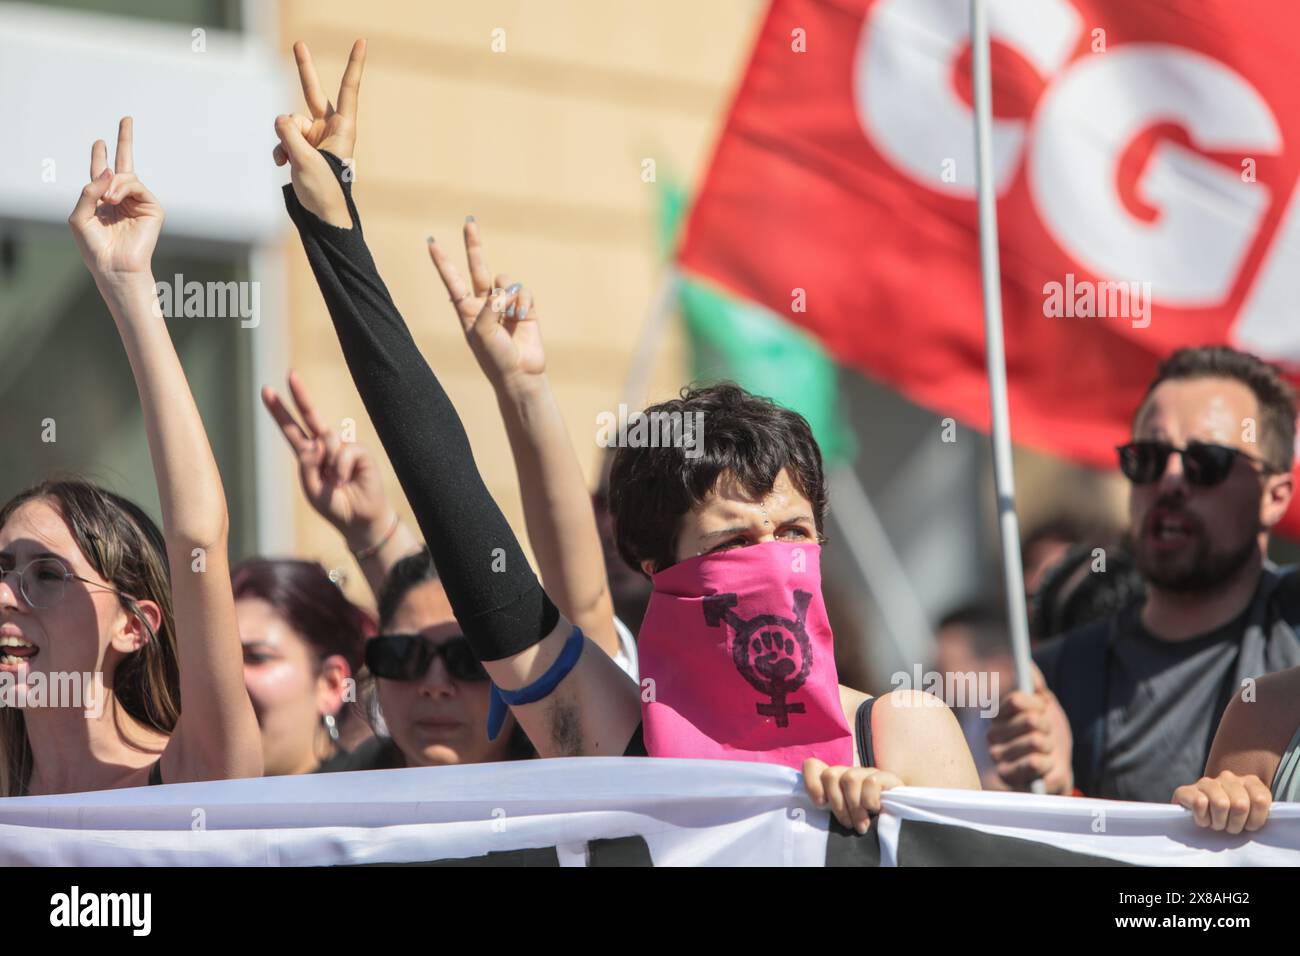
[
  {"x1": 876, "y1": 787, "x2": 1300, "y2": 867},
  {"x1": 1, "y1": 759, "x2": 1297, "y2": 866}
]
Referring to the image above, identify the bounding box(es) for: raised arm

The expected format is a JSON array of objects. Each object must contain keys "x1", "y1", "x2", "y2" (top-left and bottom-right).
[
  {"x1": 273, "y1": 40, "x2": 640, "y2": 756},
  {"x1": 261, "y1": 370, "x2": 421, "y2": 598},
  {"x1": 425, "y1": 227, "x2": 621, "y2": 660},
  {"x1": 67, "y1": 119, "x2": 261, "y2": 782}
]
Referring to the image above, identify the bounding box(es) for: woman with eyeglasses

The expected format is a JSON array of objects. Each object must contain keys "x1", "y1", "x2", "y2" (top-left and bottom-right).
[
  {"x1": 0, "y1": 119, "x2": 262, "y2": 796},
  {"x1": 319, "y1": 548, "x2": 533, "y2": 771}
]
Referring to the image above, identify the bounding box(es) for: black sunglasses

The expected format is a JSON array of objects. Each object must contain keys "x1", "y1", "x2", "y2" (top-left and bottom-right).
[
  {"x1": 365, "y1": 633, "x2": 488, "y2": 683},
  {"x1": 1116, "y1": 440, "x2": 1278, "y2": 488}
]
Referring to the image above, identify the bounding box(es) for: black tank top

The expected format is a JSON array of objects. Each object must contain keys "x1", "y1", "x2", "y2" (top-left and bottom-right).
[
  {"x1": 622, "y1": 697, "x2": 878, "y2": 767},
  {"x1": 854, "y1": 696, "x2": 877, "y2": 768}
]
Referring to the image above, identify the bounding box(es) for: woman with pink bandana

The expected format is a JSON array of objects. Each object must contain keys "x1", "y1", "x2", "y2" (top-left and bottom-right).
[{"x1": 273, "y1": 39, "x2": 980, "y2": 835}]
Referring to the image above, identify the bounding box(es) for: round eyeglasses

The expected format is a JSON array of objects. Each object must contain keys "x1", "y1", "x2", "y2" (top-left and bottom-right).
[{"x1": 0, "y1": 557, "x2": 130, "y2": 610}]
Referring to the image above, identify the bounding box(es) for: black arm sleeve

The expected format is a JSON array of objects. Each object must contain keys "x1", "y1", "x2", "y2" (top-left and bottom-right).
[{"x1": 282, "y1": 151, "x2": 558, "y2": 660}]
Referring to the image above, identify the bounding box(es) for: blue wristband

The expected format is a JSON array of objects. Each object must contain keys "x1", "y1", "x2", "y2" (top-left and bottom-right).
[{"x1": 486, "y1": 625, "x2": 586, "y2": 741}]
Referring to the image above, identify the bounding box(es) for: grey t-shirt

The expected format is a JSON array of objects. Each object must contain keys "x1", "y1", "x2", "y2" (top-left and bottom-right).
[{"x1": 1037, "y1": 568, "x2": 1300, "y2": 803}]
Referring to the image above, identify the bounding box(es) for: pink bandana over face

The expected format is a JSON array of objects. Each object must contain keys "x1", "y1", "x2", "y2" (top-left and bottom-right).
[{"x1": 638, "y1": 541, "x2": 853, "y2": 770}]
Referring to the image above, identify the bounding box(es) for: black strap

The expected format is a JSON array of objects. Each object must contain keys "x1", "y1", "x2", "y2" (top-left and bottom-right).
[
  {"x1": 622, "y1": 723, "x2": 648, "y2": 757},
  {"x1": 855, "y1": 697, "x2": 876, "y2": 769},
  {"x1": 147, "y1": 759, "x2": 163, "y2": 787}
]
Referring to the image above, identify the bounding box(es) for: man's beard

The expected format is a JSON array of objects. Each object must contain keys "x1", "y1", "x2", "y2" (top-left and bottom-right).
[{"x1": 1135, "y1": 518, "x2": 1260, "y2": 593}]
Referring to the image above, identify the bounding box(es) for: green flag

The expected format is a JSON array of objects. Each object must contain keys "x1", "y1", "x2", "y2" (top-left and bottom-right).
[{"x1": 660, "y1": 182, "x2": 856, "y2": 464}]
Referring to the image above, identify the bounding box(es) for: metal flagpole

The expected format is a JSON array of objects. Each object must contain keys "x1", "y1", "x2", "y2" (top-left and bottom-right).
[
  {"x1": 597, "y1": 268, "x2": 679, "y2": 489},
  {"x1": 969, "y1": 0, "x2": 1043, "y2": 793},
  {"x1": 827, "y1": 465, "x2": 934, "y2": 671},
  {"x1": 619, "y1": 269, "x2": 682, "y2": 413}
]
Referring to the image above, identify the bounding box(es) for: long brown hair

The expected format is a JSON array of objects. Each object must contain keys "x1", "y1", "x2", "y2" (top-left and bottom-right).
[{"x1": 0, "y1": 478, "x2": 180, "y2": 796}]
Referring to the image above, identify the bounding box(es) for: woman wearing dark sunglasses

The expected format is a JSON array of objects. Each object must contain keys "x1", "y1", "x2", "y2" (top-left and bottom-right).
[
  {"x1": 320, "y1": 549, "x2": 532, "y2": 771},
  {"x1": 258, "y1": 359, "x2": 522, "y2": 772}
]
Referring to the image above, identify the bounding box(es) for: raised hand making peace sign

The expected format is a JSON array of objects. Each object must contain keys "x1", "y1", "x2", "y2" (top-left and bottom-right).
[
  {"x1": 427, "y1": 222, "x2": 625, "y2": 661},
  {"x1": 262, "y1": 369, "x2": 419, "y2": 597},
  {"x1": 427, "y1": 221, "x2": 546, "y2": 394},
  {"x1": 261, "y1": 370, "x2": 391, "y2": 549},
  {"x1": 274, "y1": 39, "x2": 366, "y2": 229},
  {"x1": 68, "y1": 117, "x2": 164, "y2": 282}
]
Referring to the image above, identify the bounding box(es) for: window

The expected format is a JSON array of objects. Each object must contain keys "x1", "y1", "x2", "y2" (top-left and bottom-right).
[
  {"x1": 0, "y1": 225, "x2": 258, "y2": 558},
  {"x1": 13, "y1": 0, "x2": 243, "y2": 30}
]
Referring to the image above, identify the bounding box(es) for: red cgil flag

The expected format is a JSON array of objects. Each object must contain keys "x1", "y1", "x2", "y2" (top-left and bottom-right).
[{"x1": 678, "y1": 0, "x2": 1300, "y2": 533}]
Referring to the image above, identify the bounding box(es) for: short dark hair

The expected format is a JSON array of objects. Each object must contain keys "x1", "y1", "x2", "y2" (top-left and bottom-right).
[
  {"x1": 608, "y1": 382, "x2": 827, "y2": 574},
  {"x1": 377, "y1": 547, "x2": 439, "y2": 632},
  {"x1": 1138, "y1": 346, "x2": 1297, "y2": 471}
]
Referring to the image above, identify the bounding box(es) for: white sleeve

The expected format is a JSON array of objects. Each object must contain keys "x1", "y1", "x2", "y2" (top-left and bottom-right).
[{"x1": 611, "y1": 615, "x2": 639, "y2": 683}]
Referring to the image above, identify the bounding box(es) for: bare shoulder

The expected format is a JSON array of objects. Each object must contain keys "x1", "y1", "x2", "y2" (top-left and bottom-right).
[
  {"x1": 854, "y1": 687, "x2": 980, "y2": 788},
  {"x1": 838, "y1": 685, "x2": 956, "y2": 734},
  {"x1": 1226, "y1": 667, "x2": 1300, "y2": 743},
  {"x1": 871, "y1": 688, "x2": 963, "y2": 740},
  {"x1": 1253, "y1": 667, "x2": 1300, "y2": 715}
]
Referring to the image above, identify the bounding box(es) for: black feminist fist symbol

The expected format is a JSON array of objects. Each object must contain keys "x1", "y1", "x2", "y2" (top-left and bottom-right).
[{"x1": 703, "y1": 590, "x2": 815, "y2": 728}]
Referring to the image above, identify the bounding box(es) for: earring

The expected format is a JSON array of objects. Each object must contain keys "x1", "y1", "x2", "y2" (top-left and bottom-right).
[{"x1": 321, "y1": 713, "x2": 340, "y2": 744}]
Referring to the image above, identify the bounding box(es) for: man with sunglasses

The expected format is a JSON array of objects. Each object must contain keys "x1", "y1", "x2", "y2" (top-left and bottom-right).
[
  {"x1": 990, "y1": 346, "x2": 1300, "y2": 803},
  {"x1": 319, "y1": 549, "x2": 534, "y2": 772}
]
